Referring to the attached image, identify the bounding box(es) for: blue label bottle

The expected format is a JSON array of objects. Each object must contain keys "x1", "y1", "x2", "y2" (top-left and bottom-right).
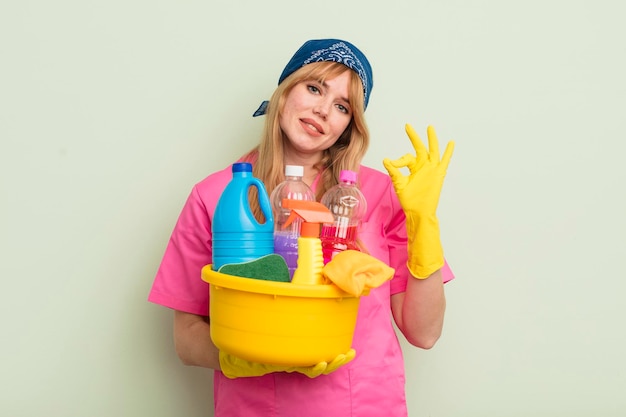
[{"x1": 212, "y1": 162, "x2": 274, "y2": 270}]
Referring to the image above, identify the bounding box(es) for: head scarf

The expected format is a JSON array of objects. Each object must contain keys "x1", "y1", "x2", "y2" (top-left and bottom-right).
[{"x1": 253, "y1": 39, "x2": 373, "y2": 116}]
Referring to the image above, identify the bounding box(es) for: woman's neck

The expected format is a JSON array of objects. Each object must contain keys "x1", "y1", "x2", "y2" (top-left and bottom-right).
[{"x1": 283, "y1": 153, "x2": 323, "y2": 187}]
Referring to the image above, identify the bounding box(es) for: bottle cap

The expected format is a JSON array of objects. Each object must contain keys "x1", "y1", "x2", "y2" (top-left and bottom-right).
[
  {"x1": 233, "y1": 162, "x2": 252, "y2": 173},
  {"x1": 339, "y1": 169, "x2": 357, "y2": 183},
  {"x1": 285, "y1": 165, "x2": 304, "y2": 177}
]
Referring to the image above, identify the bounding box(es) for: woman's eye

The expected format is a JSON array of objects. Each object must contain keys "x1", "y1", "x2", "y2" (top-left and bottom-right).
[
  {"x1": 336, "y1": 104, "x2": 349, "y2": 114},
  {"x1": 307, "y1": 85, "x2": 320, "y2": 94}
]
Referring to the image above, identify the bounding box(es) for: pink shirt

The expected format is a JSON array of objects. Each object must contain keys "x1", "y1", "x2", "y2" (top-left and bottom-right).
[{"x1": 149, "y1": 164, "x2": 454, "y2": 417}]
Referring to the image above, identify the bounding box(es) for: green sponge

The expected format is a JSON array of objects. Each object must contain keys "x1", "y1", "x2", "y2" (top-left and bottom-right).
[{"x1": 218, "y1": 254, "x2": 291, "y2": 283}]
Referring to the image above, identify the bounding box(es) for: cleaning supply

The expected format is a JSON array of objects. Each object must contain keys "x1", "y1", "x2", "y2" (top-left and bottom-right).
[
  {"x1": 212, "y1": 162, "x2": 274, "y2": 271},
  {"x1": 319, "y1": 170, "x2": 367, "y2": 264},
  {"x1": 218, "y1": 254, "x2": 290, "y2": 283},
  {"x1": 322, "y1": 250, "x2": 395, "y2": 297},
  {"x1": 270, "y1": 165, "x2": 315, "y2": 278},
  {"x1": 382, "y1": 124, "x2": 454, "y2": 278},
  {"x1": 202, "y1": 264, "x2": 362, "y2": 366},
  {"x1": 281, "y1": 200, "x2": 335, "y2": 285}
]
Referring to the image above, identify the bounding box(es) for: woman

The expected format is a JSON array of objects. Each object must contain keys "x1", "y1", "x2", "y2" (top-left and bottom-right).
[{"x1": 149, "y1": 38, "x2": 455, "y2": 417}]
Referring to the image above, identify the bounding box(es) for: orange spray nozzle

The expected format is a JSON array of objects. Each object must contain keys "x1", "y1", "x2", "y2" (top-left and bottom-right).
[{"x1": 282, "y1": 199, "x2": 334, "y2": 238}]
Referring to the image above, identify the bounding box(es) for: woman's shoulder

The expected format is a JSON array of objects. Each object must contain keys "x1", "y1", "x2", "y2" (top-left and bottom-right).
[
  {"x1": 357, "y1": 165, "x2": 393, "y2": 190},
  {"x1": 194, "y1": 155, "x2": 256, "y2": 191},
  {"x1": 358, "y1": 164, "x2": 386, "y2": 176},
  {"x1": 189, "y1": 164, "x2": 235, "y2": 210},
  {"x1": 195, "y1": 164, "x2": 234, "y2": 189},
  {"x1": 357, "y1": 164, "x2": 401, "y2": 213}
]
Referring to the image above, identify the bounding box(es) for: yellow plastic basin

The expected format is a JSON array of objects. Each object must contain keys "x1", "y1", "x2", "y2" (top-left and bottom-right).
[{"x1": 201, "y1": 265, "x2": 361, "y2": 366}]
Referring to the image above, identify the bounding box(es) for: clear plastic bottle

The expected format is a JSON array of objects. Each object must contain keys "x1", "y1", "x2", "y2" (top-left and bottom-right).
[
  {"x1": 269, "y1": 165, "x2": 316, "y2": 278},
  {"x1": 319, "y1": 169, "x2": 367, "y2": 264}
]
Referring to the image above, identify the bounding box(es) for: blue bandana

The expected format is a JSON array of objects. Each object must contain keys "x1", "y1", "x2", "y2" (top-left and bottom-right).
[{"x1": 253, "y1": 39, "x2": 373, "y2": 116}]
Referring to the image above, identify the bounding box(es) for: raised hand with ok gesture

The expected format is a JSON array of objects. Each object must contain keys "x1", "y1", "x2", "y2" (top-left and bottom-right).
[{"x1": 383, "y1": 124, "x2": 455, "y2": 279}]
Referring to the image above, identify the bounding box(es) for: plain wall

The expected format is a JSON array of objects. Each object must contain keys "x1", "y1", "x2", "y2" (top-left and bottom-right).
[{"x1": 2, "y1": 1, "x2": 625, "y2": 416}]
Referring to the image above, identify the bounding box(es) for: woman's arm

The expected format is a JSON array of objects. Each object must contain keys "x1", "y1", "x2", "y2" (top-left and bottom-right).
[
  {"x1": 173, "y1": 310, "x2": 220, "y2": 369},
  {"x1": 384, "y1": 124, "x2": 454, "y2": 349},
  {"x1": 390, "y1": 269, "x2": 446, "y2": 349}
]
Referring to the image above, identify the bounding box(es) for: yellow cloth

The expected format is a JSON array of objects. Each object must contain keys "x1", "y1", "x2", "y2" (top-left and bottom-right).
[{"x1": 322, "y1": 250, "x2": 395, "y2": 296}]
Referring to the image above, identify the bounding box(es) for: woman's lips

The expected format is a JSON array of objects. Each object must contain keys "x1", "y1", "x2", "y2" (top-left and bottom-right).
[{"x1": 300, "y1": 118, "x2": 324, "y2": 136}]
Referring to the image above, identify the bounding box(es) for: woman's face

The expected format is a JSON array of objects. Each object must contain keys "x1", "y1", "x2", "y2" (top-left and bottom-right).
[{"x1": 279, "y1": 70, "x2": 353, "y2": 161}]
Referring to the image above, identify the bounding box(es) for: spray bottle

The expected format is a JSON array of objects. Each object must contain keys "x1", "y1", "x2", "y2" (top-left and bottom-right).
[{"x1": 282, "y1": 200, "x2": 334, "y2": 285}]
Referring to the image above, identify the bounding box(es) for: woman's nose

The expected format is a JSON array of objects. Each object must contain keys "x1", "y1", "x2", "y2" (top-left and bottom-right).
[{"x1": 313, "y1": 101, "x2": 329, "y2": 119}]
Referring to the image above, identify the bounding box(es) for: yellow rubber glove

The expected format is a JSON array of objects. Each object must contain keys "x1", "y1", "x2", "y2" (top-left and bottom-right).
[
  {"x1": 219, "y1": 349, "x2": 356, "y2": 379},
  {"x1": 382, "y1": 124, "x2": 454, "y2": 279}
]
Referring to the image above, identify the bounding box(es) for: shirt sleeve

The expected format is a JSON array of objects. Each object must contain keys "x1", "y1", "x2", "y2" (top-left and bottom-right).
[{"x1": 147, "y1": 185, "x2": 212, "y2": 315}]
